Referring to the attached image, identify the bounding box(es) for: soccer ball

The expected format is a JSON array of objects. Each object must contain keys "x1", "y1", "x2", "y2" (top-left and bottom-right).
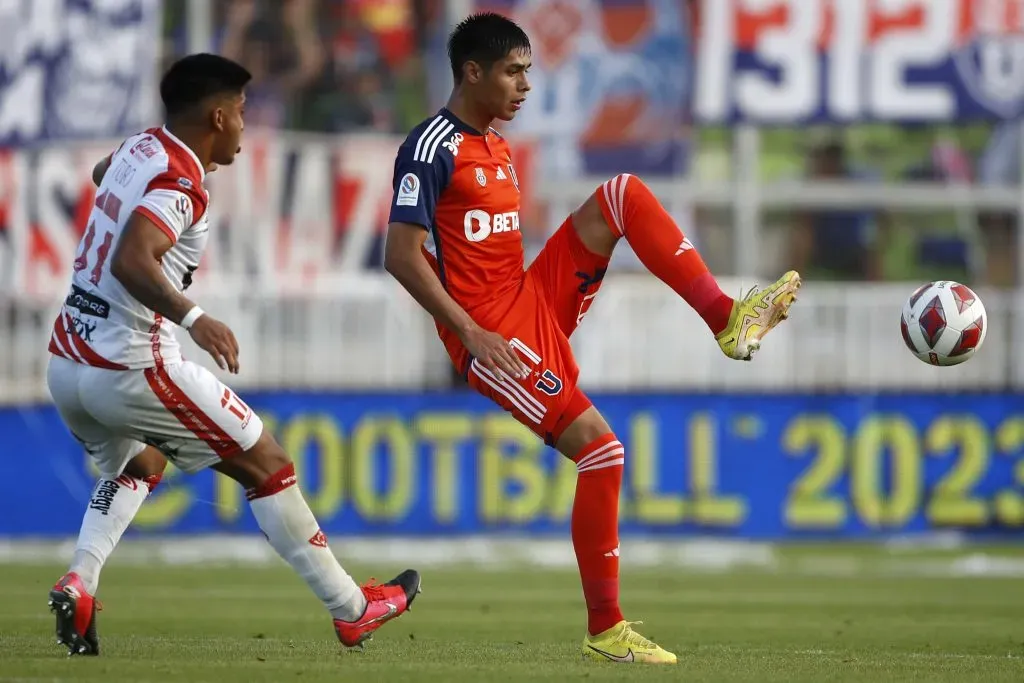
[{"x1": 900, "y1": 281, "x2": 987, "y2": 366}]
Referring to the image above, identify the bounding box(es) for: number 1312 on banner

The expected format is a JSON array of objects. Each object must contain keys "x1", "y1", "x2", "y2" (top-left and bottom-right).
[{"x1": 695, "y1": 0, "x2": 1024, "y2": 123}]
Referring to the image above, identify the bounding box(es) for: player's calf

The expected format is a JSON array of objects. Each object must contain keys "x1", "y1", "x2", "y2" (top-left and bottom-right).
[
  {"x1": 214, "y1": 432, "x2": 365, "y2": 620},
  {"x1": 49, "y1": 446, "x2": 166, "y2": 657},
  {"x1": 576, "y1": 173, "x2": 736, "y2": 336},
  {"x1": 555, "y1": 405, "x2": 676, "y2": 661},
  {"x1": 555, "y1": 406, "x2": 626, "y2": 636},
  {"x1": 67, "y1": 452, "x2": 165, "y2": 598},
  {"x1": 214, "y1": 431, "x2": 420, "y2": 646}
]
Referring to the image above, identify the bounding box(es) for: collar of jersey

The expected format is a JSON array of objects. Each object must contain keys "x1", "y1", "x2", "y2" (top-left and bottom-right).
[
  {"x1": 440, "y1": 108, "x2": 486, "y2": 137},
  {"x1": 161, "y1": 125, "x2": 207, "y2": 181}
]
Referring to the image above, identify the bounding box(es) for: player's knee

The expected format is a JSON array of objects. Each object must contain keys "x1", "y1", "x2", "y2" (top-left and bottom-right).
[
  {"x1": 554, "y1": 405, "x2": 615, "y2": 457},
  {"x1": 574, "y1": 191, "x2": 618, "y2": 256},
  {"x1": 593, "y1": 173, "x2": 652, "y2": 238},
  {"x1": 214, "y1": 429, "x2": 294, "y2": 493},
  {"x1": 123, "y1": 446, "x2": 168, "y2": 482},
  {"x1": 141, "y1": 473, "x2": 163, "y2": 492},
  {"x1": 578, "y1": 423, "x2": 618, "y2": 452},
  {"x1": 574, "y1": 433, "x2": 625, "y2": 476},
  {"x1": 598, "y1": 173, "x2": 650, "y2": 204},
  {"x1": 605, "y1": 172, "x2": 634, "y2": 187},
  {"x1": 243, "y1": 457, "x2": 298, "y2": 501},
  {"x1": 245, "y1": 432, "x2": 293, "y2": 486}
]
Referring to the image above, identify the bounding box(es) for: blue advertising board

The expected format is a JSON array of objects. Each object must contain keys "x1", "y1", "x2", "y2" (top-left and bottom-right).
[{"x1": 3, "y1": 391, "x2": 1024, "y2": 538}]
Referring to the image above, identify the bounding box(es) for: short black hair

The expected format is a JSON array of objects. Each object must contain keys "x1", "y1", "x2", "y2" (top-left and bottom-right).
[
  {"x1": 160, "y1": 54, "x2": 252, "y2": 117},
  {"x1": 447, "y1": 12, "x2": 531, "y2": 84}
]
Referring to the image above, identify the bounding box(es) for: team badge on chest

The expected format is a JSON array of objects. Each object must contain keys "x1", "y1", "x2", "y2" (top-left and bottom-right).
[{"x1": 475, "y1": 167, "x2": 487, "y2": 187}]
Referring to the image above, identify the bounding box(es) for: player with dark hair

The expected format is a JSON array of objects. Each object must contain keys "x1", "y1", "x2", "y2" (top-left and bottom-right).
[
  {"x1": 46, "y1": 53, "x2": 419, "y2": 657},
  {"x1": 385, "y1": 13, "x2": 800, "y2": 664}
]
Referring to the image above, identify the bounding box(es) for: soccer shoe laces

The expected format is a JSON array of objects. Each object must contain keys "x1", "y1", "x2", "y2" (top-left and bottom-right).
[
  {"x1": 740, "y1": 284, "x2": 771, "y2": 309},
  {"x1": 361, "y1": 578, "x2": 386, "y2": 602},
  {"x1": 621, "y1": 621, "x2": 658, "y2": 650}
]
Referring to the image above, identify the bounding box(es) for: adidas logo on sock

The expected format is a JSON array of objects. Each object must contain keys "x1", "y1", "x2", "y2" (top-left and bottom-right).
[
  {"x1": 604, "y1": 546, "x2": 620, "y2": 558},
  {"x1": 674, "y1": 238, "x2": 694, "y2": 256}
]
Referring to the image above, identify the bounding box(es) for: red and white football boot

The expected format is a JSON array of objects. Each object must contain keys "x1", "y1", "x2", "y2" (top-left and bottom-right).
[
  {"x1": 48, "y1": 572, "x2": 101, "y2": 656},
  {"x1": 334, "y1": 569, "x2": 421, "y2": 648}
]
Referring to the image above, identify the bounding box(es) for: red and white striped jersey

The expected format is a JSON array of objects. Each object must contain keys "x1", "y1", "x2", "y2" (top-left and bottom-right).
[{"x1": 49, "y1": 127, "x2": 210, "y2": 370}]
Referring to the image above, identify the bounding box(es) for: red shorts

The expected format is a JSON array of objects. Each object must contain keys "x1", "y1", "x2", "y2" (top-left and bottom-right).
[{"x1": 441, "y1": 216, "x2": 610, "y2": 445}]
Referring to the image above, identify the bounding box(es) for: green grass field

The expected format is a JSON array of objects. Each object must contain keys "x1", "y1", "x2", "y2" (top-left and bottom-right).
[{"x1": 2, "y1": 545, "x2": 1023, "y2": 682}]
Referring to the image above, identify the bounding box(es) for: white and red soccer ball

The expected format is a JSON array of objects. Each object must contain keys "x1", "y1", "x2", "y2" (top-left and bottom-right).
[{"x1": 901, "y1": 281, "x2": 987, "y2": 366}]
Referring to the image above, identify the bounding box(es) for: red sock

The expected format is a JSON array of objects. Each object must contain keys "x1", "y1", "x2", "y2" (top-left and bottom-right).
[
  {"x1": 596, "y1": 174, "x2": 734, "y2": 334},
  {"x1": 571, "y1": 434, "x2": 626, "y2": 636}
]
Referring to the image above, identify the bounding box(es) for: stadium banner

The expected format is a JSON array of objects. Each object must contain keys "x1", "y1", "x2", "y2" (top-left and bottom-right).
[
  {"x1": 0, "y1": 0, "x2": 161, "y2": 147},
  {"x1": 3, "y1": 391, "x2": 1024, "y2": 538},
  {"x1": 694, "y1": 0, "x2": 1024, "y2": 123},
  {"x1": 1, "y1": 133, "x2": 531, "y2": 300}
]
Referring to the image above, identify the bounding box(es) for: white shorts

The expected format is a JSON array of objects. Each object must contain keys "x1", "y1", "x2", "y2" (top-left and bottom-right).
[{"x1": 46, "y1": 355, "x2": 264, "y2": 478}]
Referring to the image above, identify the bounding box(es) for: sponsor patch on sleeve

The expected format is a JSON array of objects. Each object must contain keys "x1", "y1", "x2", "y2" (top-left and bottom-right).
[{"x1": 396, "y1": 172, "x2": 420, "y2": 207}]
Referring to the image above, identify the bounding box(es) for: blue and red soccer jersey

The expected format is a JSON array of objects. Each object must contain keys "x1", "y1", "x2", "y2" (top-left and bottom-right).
[
  {"x1": 389, "y1": 110, "x2": 525, "y2": 308},
  {"x1": 389, "y1": 108, "x2": 609, "y2": 444}
]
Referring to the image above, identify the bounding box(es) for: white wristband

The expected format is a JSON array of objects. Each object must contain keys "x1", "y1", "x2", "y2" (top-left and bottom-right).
[{"x1": 180, "y1": 306, "x2": 205, "y2": 330}]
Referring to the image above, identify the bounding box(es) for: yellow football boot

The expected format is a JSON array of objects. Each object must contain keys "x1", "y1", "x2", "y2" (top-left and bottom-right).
[
  {"x1": 582, "y1": 620, "x2": 678, "y2": 664},
  {"x1": 716, "y1": 270, "x2": 802, "y2": 360}
]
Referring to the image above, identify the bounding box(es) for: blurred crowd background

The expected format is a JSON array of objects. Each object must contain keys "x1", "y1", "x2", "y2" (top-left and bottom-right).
[
  {"x1": 154, "y1": 0, "x2": 1019, "y2": 288},
  {"x1": 161, "y1": 0, "x2": 428, "y2": 135}
]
